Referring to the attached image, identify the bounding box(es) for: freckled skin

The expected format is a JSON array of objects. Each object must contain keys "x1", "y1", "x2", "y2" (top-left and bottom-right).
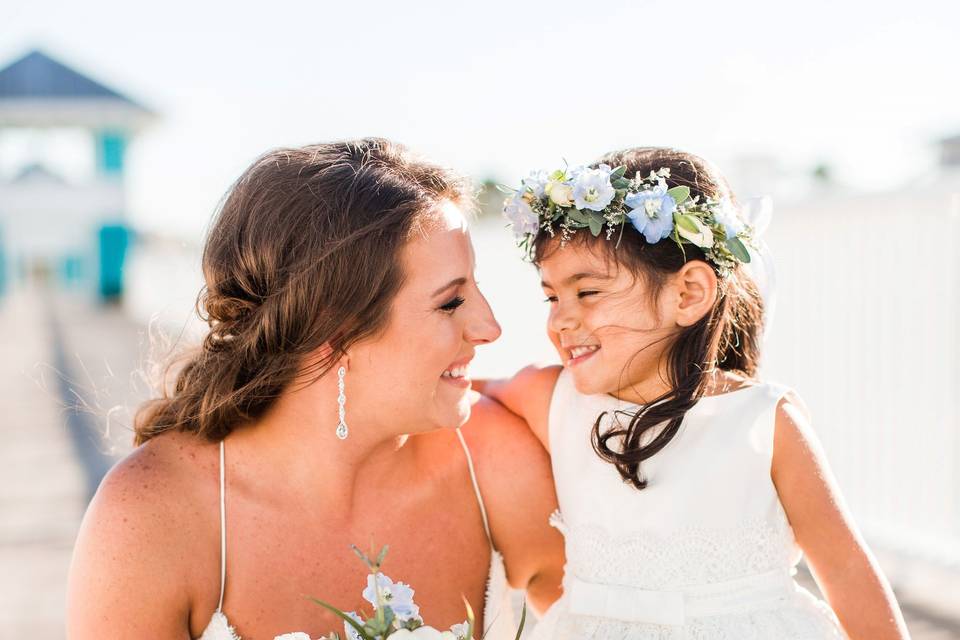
[{"x1": 67, "y1": 207, "x2": 564, "y2": 640}]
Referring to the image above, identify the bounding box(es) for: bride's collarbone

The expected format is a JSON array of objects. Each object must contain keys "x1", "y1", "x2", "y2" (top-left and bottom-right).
[{"x1": 221, "y1": 437, "x2": 481, "y2": 541}]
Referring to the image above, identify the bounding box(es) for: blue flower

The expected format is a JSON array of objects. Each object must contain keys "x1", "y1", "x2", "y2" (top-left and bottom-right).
[
  {"x1": 625, "y1": 183, "x2": 677, "y2": 244},
  {"x1": 712, "y1": 201, "x2": 745, "y2": 238},
  {"x1": 363, "y1": 573, "x2": 420, "y2": 622},
  {"x1": 342, "y1": 611, "x2": 364, "y2": 640},
  {"x1": 572, "y1": 164, "x2": 616, "y2": 211}
]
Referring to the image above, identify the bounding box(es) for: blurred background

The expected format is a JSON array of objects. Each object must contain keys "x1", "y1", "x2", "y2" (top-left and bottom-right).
[{"x1": 1, "y1": 0, "x2": 958, "y2": 637}]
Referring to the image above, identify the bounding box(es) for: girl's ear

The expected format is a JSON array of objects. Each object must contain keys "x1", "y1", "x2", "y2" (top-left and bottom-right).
[{"x1": 673, "y1": 260, "x2": 719, "y2": 327}]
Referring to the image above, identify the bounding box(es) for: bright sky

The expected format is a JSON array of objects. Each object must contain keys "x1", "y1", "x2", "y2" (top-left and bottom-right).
[{"x1": 2, "y1": 0, "x2": 958, "y2": 236}]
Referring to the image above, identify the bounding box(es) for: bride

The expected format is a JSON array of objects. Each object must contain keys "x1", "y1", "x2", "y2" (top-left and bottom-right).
[{"x1": 66, "y1": 138, "x2": 565, "y2": 639}]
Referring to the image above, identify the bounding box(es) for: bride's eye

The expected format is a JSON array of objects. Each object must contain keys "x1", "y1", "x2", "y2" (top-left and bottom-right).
[
  {"x1": 578, "y1": 290, "x2": 599, "y2": 299},
  {"x1": 543, "y1": 294, "x2": 558, "y2": 303},
  {"x1": 439, "y1": 296, "x2": 465, "y2": 313}
]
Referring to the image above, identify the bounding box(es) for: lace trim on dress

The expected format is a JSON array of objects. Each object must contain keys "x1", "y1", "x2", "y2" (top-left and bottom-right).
[{"x1": 555, "y1": 510, "x2": 800, "y2": 589}]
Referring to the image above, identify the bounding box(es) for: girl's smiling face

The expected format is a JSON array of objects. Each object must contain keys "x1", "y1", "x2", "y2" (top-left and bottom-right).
[{"x1": 539, "y1": 241, "x2": 681, "y2": 403}]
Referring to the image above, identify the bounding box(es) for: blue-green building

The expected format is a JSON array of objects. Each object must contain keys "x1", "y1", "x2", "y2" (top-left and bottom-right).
[{"x1": 0, "y1": 50, "x2": 154, "y2": 301}]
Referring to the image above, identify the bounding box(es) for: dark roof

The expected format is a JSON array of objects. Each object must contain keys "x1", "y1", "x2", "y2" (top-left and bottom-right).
[{"x1": 0, "y1": 49, "x2": 146, "y2": 108}]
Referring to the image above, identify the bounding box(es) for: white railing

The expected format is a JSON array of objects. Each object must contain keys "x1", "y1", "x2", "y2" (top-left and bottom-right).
[{"x1": 762, "y1": 184, "x2": 960, "y2": 565}]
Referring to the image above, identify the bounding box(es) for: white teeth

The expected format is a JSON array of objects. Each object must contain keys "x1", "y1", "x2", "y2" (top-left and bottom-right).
[
  {"x1": 569, "y1": 345, "x2": 599, "y2": 359},
  {"x1": 442, "y1": 365, "x2": 469, "y2": 379}
]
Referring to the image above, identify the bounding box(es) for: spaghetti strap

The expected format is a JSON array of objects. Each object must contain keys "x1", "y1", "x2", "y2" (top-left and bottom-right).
[
  {"x1": 455, "y1": 428, "x2": 494, "y2": 547},
  {"x1": 216, "y1": 440, "x2": 227, "y2": 613}
]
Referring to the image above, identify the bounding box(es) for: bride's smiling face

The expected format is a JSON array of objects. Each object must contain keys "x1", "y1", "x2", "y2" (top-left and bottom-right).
[{"x1": 348, "y1": 202, "x2": 501, "y2": 432}]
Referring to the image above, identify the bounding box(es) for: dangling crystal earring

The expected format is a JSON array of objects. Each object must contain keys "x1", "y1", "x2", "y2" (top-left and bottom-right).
[{"x1": 335, "y1": 366, "x2": 349, "y2": 440}]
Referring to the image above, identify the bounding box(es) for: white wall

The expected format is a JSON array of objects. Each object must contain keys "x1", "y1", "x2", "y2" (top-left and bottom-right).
[{"x1": 762, "y1": 175, "x2": 960, "y2": 563}]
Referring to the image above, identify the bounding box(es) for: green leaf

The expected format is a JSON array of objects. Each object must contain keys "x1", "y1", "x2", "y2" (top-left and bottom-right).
[
  {"x1": 675, "y1": 213, "x2": 700, "y2": 234},
  {"x1": 726, "y1": 236, "x2": 752, "y2": 263},
  {"x1": 308, "y1": 598, "x2": 374, "y2": 640},
  {"x1": 611, "y1": 177, "x2": 631, "y2": 189},
  {"x1": 588, "y1": 215, "x2": 604, "y2": 237},
  {"x1": 462, "y1": 596, "x2": 476, "y2": 640},
  {"x1": 667, "y1": 185, "x2": 690, "y2": 205},
  {"x1": 375, "y1": 545, "x2": 389, "y2": 568},
  {"x1": 549, "y1": 169, "x2": 565, "y2": 181},
  {"x1": 514, "y1": 601, "x2": 528, "y2": 640},
  {"x1": 610, "y1": 165, "x2": 627, "y2": 180},
  {"x1": 351, "y1": 545, "x2": 371, "y2": 567},
  {"x1": 566, "y1": 208, "x2": 590, "y2": 224}
]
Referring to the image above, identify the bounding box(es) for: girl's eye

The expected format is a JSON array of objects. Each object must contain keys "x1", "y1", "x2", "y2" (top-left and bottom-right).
[
  {"x1": 577, "y1": 290, "x2": 599, "y2": 299},
  {"x1": 439, "y1": 296, "x2": 465, "y2": 313},
  {"x1": 544, "y1": 294, "x2": 558, "y2": 303}
]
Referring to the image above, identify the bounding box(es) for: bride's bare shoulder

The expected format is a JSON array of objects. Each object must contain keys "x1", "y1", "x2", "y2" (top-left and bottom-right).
[
  {"x1": 67, "y1": 430, "x2": 219, "y2": 635},
  {"x1": 100, "y1": 430, "x2": 219, "y2": 509},
  {"x1": 79, "y1": 430, "x2": 219, "y2": 559}
]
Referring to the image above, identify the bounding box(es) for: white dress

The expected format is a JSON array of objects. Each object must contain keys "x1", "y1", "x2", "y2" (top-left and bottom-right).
[
  {"x1": 532, "y1": 369, "x2": 848, "y2": 640},
  {"x1": 198, "y1": 430, "x2": 513, "y2": 640}
]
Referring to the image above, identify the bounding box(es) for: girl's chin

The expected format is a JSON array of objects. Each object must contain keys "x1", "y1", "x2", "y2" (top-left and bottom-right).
[
  {"x1": 569, "y1": 372, "x2": 606, "y2": 397},
  {"x1": 569, "y1": 369, "x2": 626, "y2": 399}
]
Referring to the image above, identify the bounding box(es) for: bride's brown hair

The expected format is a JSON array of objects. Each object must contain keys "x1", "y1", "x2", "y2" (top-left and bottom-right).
[
  {"x1": 134, "y1": 138, "x2": 470, "y2": 445},
  {"x1": 533, "y1": 147, "x2": 765, "y2": 489}
]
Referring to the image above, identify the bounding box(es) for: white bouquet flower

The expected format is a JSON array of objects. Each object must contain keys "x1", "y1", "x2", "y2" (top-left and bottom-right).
[{"x1": 309, "y1": 545, "x2": 525, "y2": 640}]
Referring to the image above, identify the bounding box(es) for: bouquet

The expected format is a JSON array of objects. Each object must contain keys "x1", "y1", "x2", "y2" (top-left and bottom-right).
[{"x1": 300, "y1": 544, "x2": 525, "y2": 640}]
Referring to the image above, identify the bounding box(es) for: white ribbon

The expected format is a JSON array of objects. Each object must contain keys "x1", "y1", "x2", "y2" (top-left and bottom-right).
[
  {"x1": 566, "y1": 569, "x2": 795, "y2": 625},
  {"x1": 741, "y1": 196, "x2": 778, "y2": 341}
]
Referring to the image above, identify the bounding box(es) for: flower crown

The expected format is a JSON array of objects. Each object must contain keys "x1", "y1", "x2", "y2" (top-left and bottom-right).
[{"x1": 502, "y1": 164, "x2": 755, "y2": 275}]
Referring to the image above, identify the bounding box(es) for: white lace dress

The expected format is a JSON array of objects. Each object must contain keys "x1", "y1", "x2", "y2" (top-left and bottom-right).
[
  {"x1": 531, "y1": 369, "x2": 847, "y2": 640},
  {"x1": 198, "y1": 431, "x2": 514, "y2": 640}
]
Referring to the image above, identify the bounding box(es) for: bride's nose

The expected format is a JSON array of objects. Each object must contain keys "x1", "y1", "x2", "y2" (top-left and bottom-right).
[{"x1": 466, "y1": 294, "x2": 501, "y2": 345}]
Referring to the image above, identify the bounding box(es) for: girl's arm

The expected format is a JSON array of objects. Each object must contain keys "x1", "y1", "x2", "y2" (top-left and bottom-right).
[
  {"x1": 479, "y1": 364, "x2": 561, "y2": 451},
  {"x1": 460, "y1": 395, "x2": 566, "y2": 615},
  {"x1": 772, "y1": 393, "x2": 910, "y2": 640}
]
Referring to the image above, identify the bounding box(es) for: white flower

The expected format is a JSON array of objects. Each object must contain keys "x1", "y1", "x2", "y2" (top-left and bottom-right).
[
  {"x1": 390, "y1": 626, "x2": 447, "y2": 639},
  {"x1": 677, "y1": 216, "x2": 716, "y2": 248},
  {"x1": 362, "y1": 573, "x2": 420, "y2": 621},
  {"x1": 275, "y1": 634, "x2": 312, "y2": 640},
  {"x1": 521, "y1": 170, "x2": 550, "y2": 198},
  {"x1": 449, "y1": 621, "x2": 470, "y2": 639},
  {"x1": 503, "y1": 193, "x2": 539, "y2": 239},
  {"x1": 545, "y1": 180, "x2": 574, "y2": 206},
  {"x1": 572, "y1": 164, "x2": 616, "y2": 211}
]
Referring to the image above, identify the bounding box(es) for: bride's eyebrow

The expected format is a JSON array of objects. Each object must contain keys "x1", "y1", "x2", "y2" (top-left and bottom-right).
[
  {"x1": 432, "y1": 277, "x2": 467, "y2": 298},
  {"x1": 541, "y1": 272, "x2": 612, "y2": 288}
]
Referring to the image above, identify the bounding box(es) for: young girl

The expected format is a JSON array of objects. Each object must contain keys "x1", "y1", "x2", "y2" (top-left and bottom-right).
[{"x1": 488, "y1": 147, "x2": 910, "y2": 639}]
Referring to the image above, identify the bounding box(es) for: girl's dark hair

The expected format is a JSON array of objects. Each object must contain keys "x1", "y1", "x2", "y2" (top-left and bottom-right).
[
  {"x1": 134, "y1": 138, "x2": 470, "y2": 445},
  {"x1": 533, "y1": 147, "x2": 765, "y2": 489}
]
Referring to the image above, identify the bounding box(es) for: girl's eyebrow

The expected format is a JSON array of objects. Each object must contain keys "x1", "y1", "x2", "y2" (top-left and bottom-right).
[{"x1": 541, "y1": 272, "x2": 612, "y2": 288}]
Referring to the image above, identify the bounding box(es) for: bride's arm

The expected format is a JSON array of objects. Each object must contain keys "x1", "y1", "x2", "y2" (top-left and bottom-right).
[
  {"x1": 460, "y1": 396, "x2": 566, "y2": 616},
  {"x1": 67, "y1": 448, "x2": 195, "y2": 639}
]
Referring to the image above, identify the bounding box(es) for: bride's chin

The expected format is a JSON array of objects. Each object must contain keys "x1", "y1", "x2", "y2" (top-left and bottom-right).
[{"x1": 443, "y1": 399, "x2": 473, "y2": 430}]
